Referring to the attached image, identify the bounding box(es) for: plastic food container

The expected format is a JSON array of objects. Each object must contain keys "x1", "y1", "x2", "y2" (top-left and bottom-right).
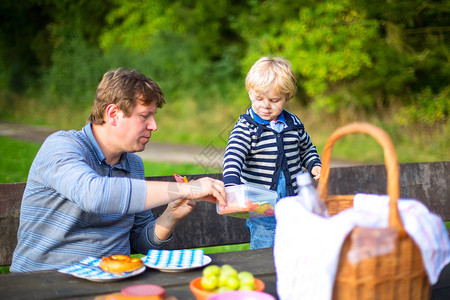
[{"x1": 216, "y1": 184, "x2": 277, "y2": 218}]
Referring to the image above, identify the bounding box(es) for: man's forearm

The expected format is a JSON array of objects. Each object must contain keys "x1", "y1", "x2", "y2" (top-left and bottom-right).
[
  {"x1": 153, "y1": 212, "x2": 178, "y2": 241},
  {"x1": 144, "y1": 181, "x2": 189, "y2": 210}
]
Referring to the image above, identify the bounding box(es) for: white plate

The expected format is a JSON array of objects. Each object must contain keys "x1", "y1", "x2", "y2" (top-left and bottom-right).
[
  {"x1": 73, "y1": 266, "x2": 146, "y2": 282},
  {"x1": 58, "y1": 258, "x2": 146, "y2": 282},
  {"x1": 142, "y1": 255, "x2": 212, "y2": 272}
]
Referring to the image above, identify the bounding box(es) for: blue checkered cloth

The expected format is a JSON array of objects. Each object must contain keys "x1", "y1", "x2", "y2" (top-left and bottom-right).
[
  {"x1": 58, "y1": 257, "x2": 127, "y2": 280},
  {"x1": 144, "y1": 249, "x2": 204, "y2": 268}
]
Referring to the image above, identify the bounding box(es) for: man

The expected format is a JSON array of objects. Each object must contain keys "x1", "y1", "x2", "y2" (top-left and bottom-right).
[{"x1": 10, "y1": 68, "x2": 225, "y2": 272}]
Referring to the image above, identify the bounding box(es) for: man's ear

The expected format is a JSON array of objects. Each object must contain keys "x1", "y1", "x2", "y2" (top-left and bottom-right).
[{"x1": 105, "y1": 104, "x2": 120, "y2": 126}]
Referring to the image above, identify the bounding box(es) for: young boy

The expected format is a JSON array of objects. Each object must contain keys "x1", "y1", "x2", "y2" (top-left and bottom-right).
[{"x1": 222, "y1": 57, "x2": 322, "y2": 249}]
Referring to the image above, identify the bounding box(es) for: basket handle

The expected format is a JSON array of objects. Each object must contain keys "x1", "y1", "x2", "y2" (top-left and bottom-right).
[{"x1": 316, "y1": 122, "x2": 405, "y2": 236}]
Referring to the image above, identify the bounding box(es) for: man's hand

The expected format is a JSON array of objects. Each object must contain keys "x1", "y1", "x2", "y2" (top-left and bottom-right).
[
  {"x1": 152, "y1": 176, "x2": 226, "y2": 241},
  {"x1": 170, "y1": 173, "x2": 197, "y2": 220},
  {"x1": 166, "y1": 198, "x2": 196, "y2": 220},
  {"x1": 183, "y1": 177, "x2": 226, "y2": 206},
  {"x1": 154, "y1": 198, "x2": 197, "y2": 241},
  {"x1": 312, "y1": 166, "x2": 321, "y2": 181}
]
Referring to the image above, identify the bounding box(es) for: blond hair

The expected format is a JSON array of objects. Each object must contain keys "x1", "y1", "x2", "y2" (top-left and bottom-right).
[
  {"x1": 245, "y1": 57, "x2": 297, "y2": 100},
  {"x1": 88, "y1": 68, "x2": 164, "y2": 125}
]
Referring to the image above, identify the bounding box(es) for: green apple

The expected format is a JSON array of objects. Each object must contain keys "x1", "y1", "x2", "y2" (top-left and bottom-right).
[
  {"x1": 225, "y1": 276, "x2": 240, "y2": 290},
  {"x1": 203, "y1": 265, "x2": 221, "y2": 278},
  {"x1": 201, "y1": 275, "x2": 218, "y2": 291},
  {"x1": 220, "y1": 265, "x2": 238, "y2": 278},
  {"x1": 218, "y1": 274, "x2": 229, "y2": 287},
  {"x1": 221, "y1": 264, "x2": 235, "y2": 272},
  {"x1": 238, "y1": 271, "x2": 255, "y2": 287}
]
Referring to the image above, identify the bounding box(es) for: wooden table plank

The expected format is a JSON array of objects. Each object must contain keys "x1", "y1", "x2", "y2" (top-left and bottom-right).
[
  {"x1": 0, "y1": 248, "x2": 276, "y2": 300},
  {"x1": 0, "y1": 247, "x2": 448, "y2": 300}
]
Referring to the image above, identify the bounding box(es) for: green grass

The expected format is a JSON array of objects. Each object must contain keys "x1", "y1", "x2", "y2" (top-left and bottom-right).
[
  {"x1": 2, "y1": 93, "x2": 449, "y2": 164},
  {"x1": 142, "y1": 160, "x2": 220, "y2": 177},
  {"x1": 194, "y1": 243, "x2": 250, "y2": 254},
  {"x1": 0, "y1": 137, "x2": 41, "y2": 183},
  {"x1": 0, "y1": 136, "x2": 219, "y2": 184}
]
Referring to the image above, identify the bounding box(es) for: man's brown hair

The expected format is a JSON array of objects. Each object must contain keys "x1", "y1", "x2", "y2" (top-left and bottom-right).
[{"x1": 88, "y1": 68, "x2": 165, "y2": 125}]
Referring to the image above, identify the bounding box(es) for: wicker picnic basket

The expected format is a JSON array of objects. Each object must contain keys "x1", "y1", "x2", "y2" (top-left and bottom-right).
[{"x1": 316, "y1": 123, "x2": 430, "y2": 300}]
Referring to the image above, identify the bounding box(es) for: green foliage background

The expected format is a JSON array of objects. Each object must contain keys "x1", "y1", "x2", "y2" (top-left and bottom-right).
[{"x1": 0, "y1": 0, "x2": 448, "y2": 163}]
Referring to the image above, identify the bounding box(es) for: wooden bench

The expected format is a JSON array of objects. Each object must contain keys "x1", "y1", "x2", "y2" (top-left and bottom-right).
[{"x1": 1, "y1": 161, "x2": 449, "y2": 267}]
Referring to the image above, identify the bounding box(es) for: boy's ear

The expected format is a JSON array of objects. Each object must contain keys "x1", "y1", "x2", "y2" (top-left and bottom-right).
[
  {"x1": 285, "y1": 93, "x2": 293, "y2": 103},
  {"x1": 248, "y1": 89, "x2": 256, "y2": 100},
  {"x1": 105, "y1": 104, "x2": 120, "y2": 126}
]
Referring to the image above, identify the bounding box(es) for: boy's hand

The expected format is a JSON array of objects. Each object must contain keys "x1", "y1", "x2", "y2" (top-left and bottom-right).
[{"x1": 312, "y1": 166, "x2": 321, "y2": 181}]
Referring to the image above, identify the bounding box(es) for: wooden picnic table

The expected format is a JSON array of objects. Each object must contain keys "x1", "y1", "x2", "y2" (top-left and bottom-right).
[
  {"x1": 0, "y1": 247, "x2": 449, "y2": 300},
  {"x1": 0, "y1": 248, "x2": 275, "y2": 300}
]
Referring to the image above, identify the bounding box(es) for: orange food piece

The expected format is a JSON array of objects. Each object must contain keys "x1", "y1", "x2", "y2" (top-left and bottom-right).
[
  {"x1": 99, "y1": 254, "x2": 144, "y2": 274},
  {"x1": 219, "y1": 200, "x2": 259, "y2": 214}
]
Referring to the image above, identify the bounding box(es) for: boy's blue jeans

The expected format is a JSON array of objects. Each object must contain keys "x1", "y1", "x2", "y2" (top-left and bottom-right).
[
  {"x1": 246, "y1": 217, "x2": 276, "y2": 249},
  {"x1": 246, "y1": 172, "x2": 287, "y2": 249}
]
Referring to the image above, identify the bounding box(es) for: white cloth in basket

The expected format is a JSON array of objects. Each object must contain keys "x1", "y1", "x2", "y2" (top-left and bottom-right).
[
  {"x1": 274, "y1": 194, "x2": 450, "y2": 300},
  {"x1": 353, "y1": 194, "x2": 450, "y2": 284}
]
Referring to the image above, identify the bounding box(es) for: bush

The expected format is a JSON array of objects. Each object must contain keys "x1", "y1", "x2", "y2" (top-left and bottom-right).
[{"x1": 40, "y1": 31, "x2": 107, "y2": 107}]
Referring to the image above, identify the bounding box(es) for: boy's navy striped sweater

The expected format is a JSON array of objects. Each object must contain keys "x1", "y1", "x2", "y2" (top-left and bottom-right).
[{"x1": 222, "y1": 108, "x2": 321, "y2": 196}]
